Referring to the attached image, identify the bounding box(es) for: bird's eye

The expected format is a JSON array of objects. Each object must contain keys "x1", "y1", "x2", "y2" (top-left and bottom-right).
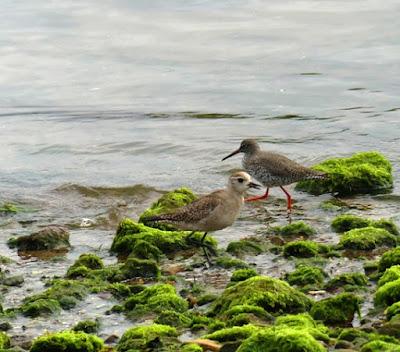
[{"x1": 238, "y1": 178, "x2": 244, "y2": 183}]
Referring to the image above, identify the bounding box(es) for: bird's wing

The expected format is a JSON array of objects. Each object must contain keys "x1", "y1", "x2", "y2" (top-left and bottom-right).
[{"x1": 254, "y1": 151, "x2": 307, "y2": 177}]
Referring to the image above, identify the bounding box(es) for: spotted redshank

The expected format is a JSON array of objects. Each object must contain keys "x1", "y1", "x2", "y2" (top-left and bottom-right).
[
  {"x1": 144, "y1": 171, "x2": 260, "y2": 264},
  {"x1": 222, "y1": 139, "x2": 325, "y2": 213}
]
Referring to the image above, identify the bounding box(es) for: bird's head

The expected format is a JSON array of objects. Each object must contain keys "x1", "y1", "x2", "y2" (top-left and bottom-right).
[
  {"x1": 228, "y1": 171, "x2": 260, "y2": 194},
  {"x1": 222, "y1": 139, "x2": 260, "y2": 161}
]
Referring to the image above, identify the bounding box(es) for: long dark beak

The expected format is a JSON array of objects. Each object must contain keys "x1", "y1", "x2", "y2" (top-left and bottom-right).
[
  {"x1": 249, "y1": 182, "x2": 261, "y2": 189},
  {"x1": 222, "y1": 148, "x2": 241, "y2": 161}
]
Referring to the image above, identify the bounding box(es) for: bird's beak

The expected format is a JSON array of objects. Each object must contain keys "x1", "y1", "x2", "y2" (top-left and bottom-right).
[
  {"x1": 222, "y1": 148, "x2": 241, "y2": 161},
  {"x1": 248, "y1": 182, "x2": 261, "y2": 189}
]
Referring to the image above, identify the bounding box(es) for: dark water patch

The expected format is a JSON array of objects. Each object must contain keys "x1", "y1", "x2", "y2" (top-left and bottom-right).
[
  {"x1": 267, "y1": 114, "x2": 343, "y2": 121},
  {"x1": 299, "y1": 72, "x2": 322, "y2": 76},
  {"x1": 182, "y1": 112, "x2": 247, "y2": 119},
  {"x1": 340, "y1": 106, "x2": 374, "y2": 111},
  {"x1": 385, "y1": 107, "x2": 400, "y2": 112},
  {"x1": 347, "y1": 87, "x2": 367, "y2": 91}
]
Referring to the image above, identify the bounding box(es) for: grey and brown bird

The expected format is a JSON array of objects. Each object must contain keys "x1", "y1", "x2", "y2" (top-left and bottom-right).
[
  {"x1": 144, "y1": 171, "x2": 260, "y2": 264},
  {"x1": 222, "y1": 139, "x2": 325, "y2": 213}
]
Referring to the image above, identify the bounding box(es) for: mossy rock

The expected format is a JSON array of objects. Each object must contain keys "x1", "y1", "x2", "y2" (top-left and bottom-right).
[
  {"x1": 30, "y1": 330, "x2": 104, "y2": 352},
  {"x1": 224, "y1": 305, "x2": 274, "y2": 324},
  {"x1": 9, "y1": 225, "x2": 70, "y2": 251},
  {"x1": 386, "y1": 302, "x2": 400, "y2": 320},
  {"x1": 203, "y1": 325, "x2": 262, "y2": 342},
  {"x1": 66, "y1": 254, "x2": 104, "y2": 278},
  {"x1": 310, "y1": 293, "x2": 361, "y2": 325},
  {"x1": 139, "y1": 187, "x2": 197, "y2": 230},
  {"x1": 227, "y1": 239, "x2": 264, "y2": 257},
  {"x1": 0, "y1": 332, "x2": 10, "y2": 349},
  {"x1": 20, "y1": 298, "x2": 61, "y2": 317},
  {"x1": 378, "y1": 247, "x2": 400, "y2": 272},
  {"x1": 237, "y1": 327, "x2": 326, "y2": 352},
  {"x1": 375, "y1": 278, "x2": 400, "y2": 306},
  {"x1": 154, "y1": 310, "x2": 192, "y2": 328},
  {"x1": 130, "y1": 240, "x2": 162, "y2": 261},
  {"x1": 111, "y1": 219, "x2": 216, "y2": 257},
  {"x1": 209, "y1": 276, "x2": 313, "y2": 316},
  {"x1": 230, "y1": 269, "x2": 258, "y2": 284},
  {"x1": 378, "y1": 265, "x2": 400, "y2": 287},
  {"x1": 332, "y1": 214, "x2": 399, "y2": 235},
  {"x1": 360, "y1": 340, "x2": 400, "y2": 352},
  {"x1": 295, "y1": 151, "x2": 393, "y2": 195},
  {"x1": 272, "y1": 221, "x2": 316, "y2": 237},
  {"x1": 339, "y1": 227, "x2": 397, "y2": 250},
  {"x1": 72, "y1": 320, "x2": 100, "y2": 334},
  {"x1": 116, "y1": 324, "x2": 178, "y2": 352},
  {"x1": 324, "y1": 273, "x2": 368, "y2": 291},
  {"x1": 285, "y1": 265, "x2": 326, "y2": 288},
  {"x1": 216, "y1": 256, "x2": 250, "y2": 269},
  {"x1": 181, "y1": 343, "x2": 203, "y2": 352},
  {"x1": 0, "y1": 203, "x2": 19, "y2": 214},
  {"x1": 120, "y1": 258, "x2": 160, "y2": 279},
  {"x1": 283, "y1": 241, "x2": 321, "y2": 258}
]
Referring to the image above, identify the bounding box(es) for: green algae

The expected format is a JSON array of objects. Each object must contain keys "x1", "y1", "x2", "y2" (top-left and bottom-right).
[
  {"x1": 209, "y1": 276, "x2": 313, "y2": 316},
  {"x1": 386, "y1": 302, "x2": 400, "y2": 320},
  {"x1": 283, "y1": 241, "x2": 320, "y2": 258},
  {"x1": 324, "y1": 272, "x2": 368, "y2": 291},
  {"x1": 310, "y1": 292, "x2": 361, "y2": 325},
  {"x1": 116, "y1": 324, "x2": 178, "y2": 352},
  {"x1": 285, "y1": 265, "x2": 326, "y2": 288},
  {"x1": 120, "y1": 257, "x2": 160, "y2": 279},
  {"x1": 139, "y1": 187, "x2": 197, "y2": 230},
  {"x1": 203, "y1": 324, "x2": 262, "y2": 342},
  {"x1": 30, "y1": 331, "x2": 104, "y2": 352},
  {"x1": 331, "y1": 214, "x2": 399, "y2": 235},
  {"x1": 375, "y1": 278, "x2": 400, "y2": 306},
  {"x1": 130, "y1": 239, "x2": 162, "y2": 261},
  {"x1": 339, "y1": 227, "x2": 397, "y2": 250},
  {"x1": 216, "y1": 256, "x2": 250, "y2": 269},
  {"x1": 360, "y1": 340, "x2": 400, "y2": 352},
  {"x1": 295, "y1": 151, "x2": 393, "y2": 195},
  {"x1": 72, "y1": 320, "x2": 100, "y2": 334},
  {"x1": 21, "y1": 298, "x2": 61, "y2": 317},
  {"x1": 66, "y1": 254, "x2": 104, "y2": 278},
  {"x1": 272, "y1": 221, "x2": 316, "y2": 237},
  {"x1": 181, "y1": 343, "x2": 203, "y2": 352},
  {"x1": 378, "y1": 265, "x2": 400, "y2": 287},
  {"x1": 227, "y1": 239, "x2": 264, "y2": 257},
  {"x1": 0, "y1": 332, "x2": 10, "y2": 349},
  {"x1": 378, "y1": 247, "x2": 400, "y2": 272},
  {"x1": 230, "y1": 269, "x2": 258, "y2": 284},
  {"x1": 154, "y1": 310, "x2": 192, "y2": 328}
]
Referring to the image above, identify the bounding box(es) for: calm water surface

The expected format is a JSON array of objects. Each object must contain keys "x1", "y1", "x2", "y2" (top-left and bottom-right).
[{"x1": 0, "y1": 0, "x2": 399, "y2": 341}]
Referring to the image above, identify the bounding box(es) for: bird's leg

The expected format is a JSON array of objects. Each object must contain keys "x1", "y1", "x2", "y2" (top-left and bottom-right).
[
  {"x1": 200, "y1": 232, "x2": 212, "y2": 265},
  {"x1": 245, "y1": 188, "x2": 269, "y2": 202},
  {"x1": 186, "y1": 231, "x2": 196, "y2": 240},
  {"x1": 279, "y1": 186, "x2": 292, "y2": 212}
]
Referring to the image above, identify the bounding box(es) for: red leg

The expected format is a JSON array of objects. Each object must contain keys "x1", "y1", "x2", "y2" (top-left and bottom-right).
[
  {"x1": 279, "y1": 186, "x2": 292, "y2": 211},
  {"x1": 245, "y1": 188, "x2": 269, "y2": 202}
]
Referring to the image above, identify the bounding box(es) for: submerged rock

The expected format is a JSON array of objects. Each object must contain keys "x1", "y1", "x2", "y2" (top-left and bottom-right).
[
  {"x1": 30, "y1": 331, "x2": 103, "y2": 352},
  {"x1": 72, "y1": 320, "x2": 100, "y2": 334},
  {"x1": 8, "y1": 225, "x2": 70, "y2": 251},
  {"x1": 295, "y1": 151, "x2": 393, "y2": 195},
  {"x1": 338, "y1": 227, "x2": 397, "y2": 250}
]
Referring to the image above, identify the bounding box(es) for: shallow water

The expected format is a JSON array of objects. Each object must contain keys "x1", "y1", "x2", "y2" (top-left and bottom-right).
[{"x1": 0, "y1": 0, "x2": 400, "y2": 346}]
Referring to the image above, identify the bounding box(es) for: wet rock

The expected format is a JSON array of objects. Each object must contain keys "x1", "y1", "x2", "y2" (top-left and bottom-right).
[
  {"x1": 386, "y1": 302, "x2": 400, "y2": 320},
  {"x1": 324, "y1": 273, "x2": 368, "y2": 292},
  {"x1": 209, "y1": 276, "x2": 313, "y2": 316},
  {"x1": 120, "y1": 257, "x2": 160, "y2": 279},
  {"x1": 1, "y1": 275, "x2": 24, "y2": 287},
  {"x1": 154, "y1": 310, "x2": 192, "y2": 328},
  {"x1": 116, "y1": 324, "x2": 179, "y2": 351},
  {"x1": 20, "y1": 298, "x2": 61, "y2": 317},
  {"x1": 197, "y1": 293, "x2": 218, "y2": 306},
  {"x1": 332, "y1": 214, "x2": 399, "y2": 235},
  {"x1": 204, "y1": 325, "x2": 262, "y2": 343},
  {"x1": 226, "y1": 238, "x2": 264, "y2": 257},
  {"x1": 72, "y1": 319, "x2": 100, "y2": 334},
  {"x1": 295, "y1": 151, "x2": 393, "y2": 195},
  {"x1": 9, "y1": 334, "x2": 32, "y2": 351},
  {"x1": 30, "y1": 330, "x2": 104, "y2": 352},
  {"x1": 0, "y1": 322, "x2": 12, "y2": 331},
  {"x1": 285, "y1": 265, "x2": 326, "y2": 288},
  {"x1": 224, "y1": 305, "x2": 274, "y2": 325},
  {"x1": 215, "y1": 256, "x2": 250, "y2": 269},
  {"x1": 104, "y1": 334, "x2": 119, "y2": 344},
  {"x1": 272, "y1": 221, "x2": 316, "y2": 237},
  {"x1": 310, "y1": 292, "x2": 361, "y2": 325},
  {"x1": 8, "y1": 225, "x2": 70, "y2": 251},
  {"x1": 378, "y1": 247, "x2": 400, "y2": 272},
  {"x1": 229, "y1": 268, "x2": 258, "y2": 285},
  {"x1": 335, "y1": 340, "x2": 355, "y2": 349},
  {"x1": 283, "y1": 240, "x2": 321, "y2": 258},
  {"x1": 338, "y1": 227, "x2": 397, "y2": 250}
]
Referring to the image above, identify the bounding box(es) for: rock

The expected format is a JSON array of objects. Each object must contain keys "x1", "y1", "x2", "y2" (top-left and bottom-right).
[
  {"x1": 30, "y1": 331, "x2": 103, "y2": 352},
  {"x1": 182, "y1": 342, "x2": 206, "y2": 352},
  {"x1": 0, "y1": 322, "x2": 12, "y2": 331},
  {"x1": 1, "y1": 275, "x2": 24, "y2": 287},
  {"x1": 332, "y1": 214, "x2": 399, "y2": 235},
  {"x1": 215, "y1": 256, "x2": 250, "y2": 269},
  {"x1": 295, "y1": 151, "x2": 393, "y2": 195},
  {"x1": 226, "y1": 238, "x2": 264, "y2": 257},
  {"x1": 72, "y1": 319, "x2": 100, "y2": 334},
  {"x1": 375, "y1": 278, "x2": 400, "y2": 306},
  {"x1": 20, "y1": 298, "x2": 61, "y2": 317},
  {"x1": 120, "y1": 257, "x2": 160, "y2": 279},
  {"x1": 229, "y1": 269, "x2": 258, "y2": 284},
  {"x1": 335, "y1": 340, "x2": 355, "y2": 349},
  {"x1": 310, "y1": 292, "x2": 361, "y2": 325},
  {"x1": 324, "y1": 273, "x2": 368, "y2": 291},
  {"x1": 271, "y1": 221, "x2": 316, "y2": 237},
  {"x1": 9, "y1": 225, "x2": 70, "y2": 251},
  {"x1": 285, "y1": 265, "x2": 326, "y2": 288},
  {"x1": 360, "y1": 340, "x2": 400, "y2": 351},
  {"x1": 386, "y1": 302, "x2": 400, "y2": 320},
  {"x1": 154, "y1": 310, "x2": 192, "y2": 328},
  {"x1": 204, "y1": 325, "x2": 262, "y2": 343},
  {"x1": 283, "y1": 240, "x2": 321, "y2": 258},
  {"x1": 338, "y1": 227, "x2": 397, "y2": 250},
  {"x1": 378, "y1": 247, "x2": 400, "y2": 272},
  {"x1": 377, "y1": 265, "x2": 400, "y2": 287}
]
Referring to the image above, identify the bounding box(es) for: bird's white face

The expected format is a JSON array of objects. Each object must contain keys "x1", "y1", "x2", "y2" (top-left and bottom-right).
[{"x1": 229, "y1": 171, "x2": 260, "y2": 193}]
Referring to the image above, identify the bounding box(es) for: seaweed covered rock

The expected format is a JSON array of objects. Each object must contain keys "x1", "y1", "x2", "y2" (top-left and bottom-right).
[
  {"x1": 209, "y1": 276, "x2": 313, "y2": 316},
  {"x1": 66, "y1": 254, "x2": 104, "y2": 278},
  {"x1": 72, "y1": 320, "x2": 100, "y2": 334},
  {"x1": 285, "y1": 265, "x2": 326, "y2": 288},
  {"x1": 378, "y1": 247, "x2": 400, "y2": 272},
  {"x1": 8, "y1": 225, "x2": 70, "y2": 251},
  {"x1": 154, "y1": 310, "x2": 192, "y2": 328},
  {"x1": 332, "y1": 214, "x2": 399, "y2": 235},
  {"x1": 272, "y1": 221, "x2": 316, "y2": 237},
  {"x1": 139, "y1": 187, "x2": 197, "y2": 230},
  {"x1": 30, "y1": 331, "x2": 103, "y2": 352},
  {"x1": 111, "y1": 219, "x2": 216, "y2": 257},
  {"x1": 338, "y1": 227, "x2": 397, "y2": 250},
  {"x1": 21, "y1": 298, "x2": 61, "y2": 317},
  {"x1": 324, "y1": 272, "x2": 368, "y2": 291},
  {"x1": 386, "y1": 302, "x2": 400, "y2": 320},
  {"x1": 227, "y1": 239, "x2": 264, "y2": 257},
  {"x1": 230, "y1": 269, "x2": 258, "y2": 284},
  {"x1": 116, "y1": 324, "x2": 179, "y2": 351},
  {"x1": 310, "y1": 292, "x2": 361, "y2": 325},
  {"x1": 0, "y1": 332, "x2": 10, "y2": 349},
  {"x1": 283, "y1": 241, "x2": 321, "y2": 258},
  {"x1": 375, "y1": 278, "x2": 400, "y2": 306},
  {"x1": 378, "y1": 265, "x2": 400, "y2": 287},
  {"x1": 215, "y1": 256, "x2": 250, "y2": 269},
  {"x1": 360, "y1": 340, "x2": 400, "y2": 352},
  {"x1": 224, "y1": 305, "x2": 274, "y2": 325},
  {"x1": 204, "y1": 325, "x2": 262, "y2": 343},
  {"x1": 120, "y1": 257, "x2": 160, "y2": 279},
  {"x1": 295, "y1": 151, "x2": 393, "y2": 195}
]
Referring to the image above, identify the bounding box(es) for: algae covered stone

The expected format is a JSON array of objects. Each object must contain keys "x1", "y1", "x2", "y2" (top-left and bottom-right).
[
  {"x1": 210, "y1": 276, "x2": 312, "y2": 316},
  {"x1": 230, "y1": 268, "x2": 258, "y2": 284},
  {"x1": 21, "y1": 298, "x2": 61, "y2": 317},
  {"x1": 378, "y1": 265, "x2": 400, "y2": 287},
  {"x1": 0, "y1": 332, "x2": 10, "y2": 349},
  {"x1": 30, "y1": 330, "x2": 103, "y2": 352},
  {"x1": 283, "y1": 241, "x2": 320, "y2": 258},
  {"x1": 295, "y1": 151, "x2": 393, "y2": 195},
  {"x1": 332, "y1": 214, "x2": 399, "y2": 235},
  {"x1": 324, "y1": 272, "x2": 368, "y2": 291},
  {"x1": 286, "y1": 265, "x2": 326, "y2": 287},
  {"x1": 378, "y1": 247, "x2": 400, "y2": 272},
  {"x1": 227, "y1": 239, "x2": 264, "y2": 257},
  {"x1": 272, "y1": 221, "x2": 316, "y2": 237},
  {"x1": 120, "y1": 257, "x2": 160, "y2": 279},
  {"x1": 360, "y1": 340, "x2": 400, "y2": 352},
  {"x1": 374, "y1": 278, "x2": 400, "y2": 306},
  {"x1": 339, "y1": 227, "x2": 397, "y2": 250}
]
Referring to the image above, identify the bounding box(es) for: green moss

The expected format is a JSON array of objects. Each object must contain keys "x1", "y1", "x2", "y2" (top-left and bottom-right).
[
  {"x1": 339, "y1": 227, "x2": 397, "y2": 250},
  {"x1": 139, "y1": 187, "x2": 197, "y2": 230},
  {"x1": 0, "y1": 332, "x2": 10, "y2": 349},
  {"x1": 20, "y1": 298, "x2": 61, "y2": 317},
  {"x1": 203, "y1": 324, "x2": 262, "y2": 342},
  {"x1": 230, "y1": 269, "x2": 259, "y2": 284},
  {"x1": 386, "y1": 302, "x2": 400, "y2": 320},
  {"x1": 375, "y1": 278, "x2": 400, "y2": 306},
  {"x1": 237, "y1": 327, "x2": 326, "y2": 352},
  {"x1": 181, "y1": 343, "x2": 203, "y2": 352},
  {"x1": 197, "y1": 293, "x2": 218, "y2": 306},
  {"x1": 66, "y1": 254, "x2": 104, "y2": 279},
  {"x1": 72, "y1": 320, "x2": 100, "y2": 334},
  {"x1": 216, "y1": 256, "x2": 250, "y2": 269},
  {"x1": 227, "y1": 239, "x2": 264, "y2": 257},
  {"x1": 66, "y1": 266, "x2": 91, "y2": 279},
  {"x1": 0, "y1": 203, "x2": 18, "y2": 214},
  {"x1": 130, "y1": 240, "x2": 162, "y2": 261},
  {"x1": 111, "y1": 219, "x2": 216, "y2": 256},
  {"x1": 373, "y1": 219, "x2": 399, "y2": 236},
  {"x1": 320, "y1": 198, "x2": 348, "y2": 211},
  {"x1": 116, "y1": 324, "x2": 178, "y2": 352},
  {"x1": 120, "y1": 258, "x2": 160, "y2": 279},
  {"x1": 310, "y1": 293, "x2": 361, "y2": 325},
  {"x1": 283, "y1": 241, "x2": 320, "y2": 258},
  {"x1": 272, "y1": 221, "x2": 316, "y2": 237},
  {"x1": 324, "y1": 273, "x2": 368, "y2": 291},
  {"x1": 295, "y1": 151, "x2": 393, "y2": 195},
  {"x1": 285, "y1": 265, "x2": 326, "y2": 287},
  {"x1": 337, "y1": 327, "x2": 369, "y2": 342},
  {"x1": 379, "y1": 247, "x2": 400, "y2": 272},
  {"x1": 154, "y1": 310, "x2": 191, "y2": 328},
  {"x1": 378, "y1": 265, "x2": 400, "y2": 287},
  {"x1": 30, "y1": 331, "x2": 104, "y2": 352},
  {"x1": 360, "y1": 340, "x2": 400, "y2": 352},
  {"x1": 225, "y1": 305, "x2": 273, "y2": 322},
  {"x1": 331, "y1": 214, "x2": 399, "y2": 235},
  {"x1": 210, "y1": 276, "x2": 313, "y2": 316}
]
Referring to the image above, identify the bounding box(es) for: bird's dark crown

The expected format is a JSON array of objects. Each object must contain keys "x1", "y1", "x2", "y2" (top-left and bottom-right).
[{"x1": 239, "y1": 139, "x2": 260, "y2": 153}]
